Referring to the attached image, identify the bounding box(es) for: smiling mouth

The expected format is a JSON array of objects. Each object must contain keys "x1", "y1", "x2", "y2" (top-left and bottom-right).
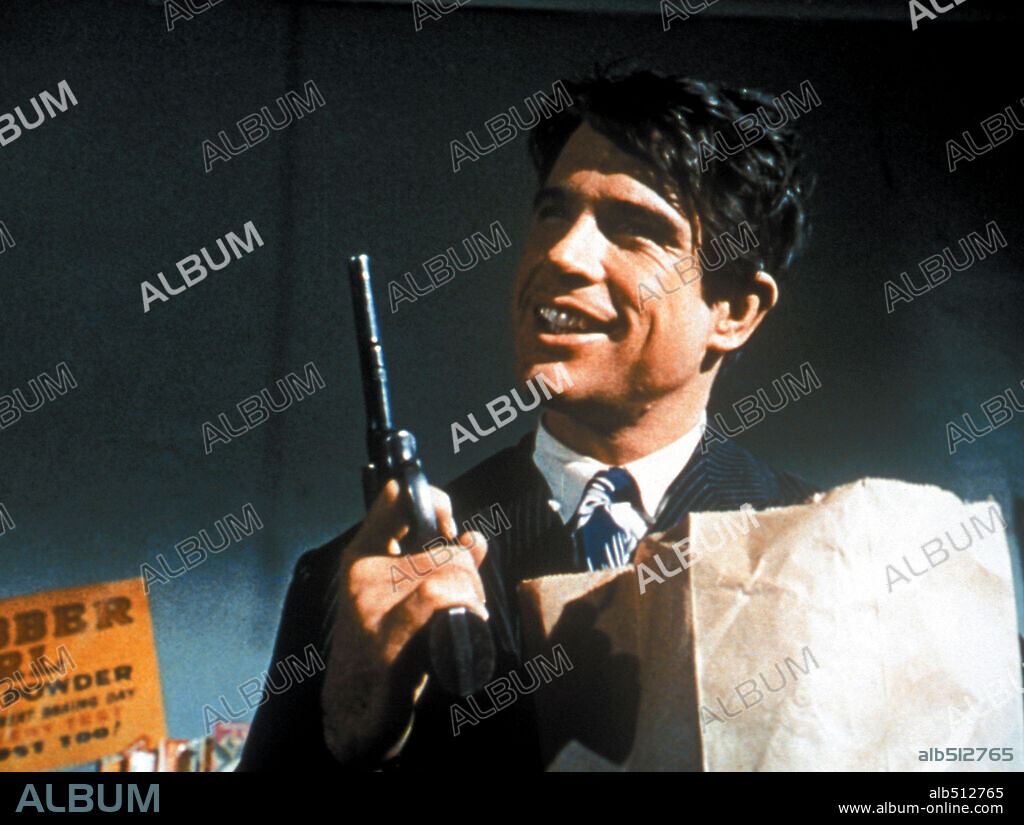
[{"x1": 534, "y1": 304, "x2": 611, "y2": 335}]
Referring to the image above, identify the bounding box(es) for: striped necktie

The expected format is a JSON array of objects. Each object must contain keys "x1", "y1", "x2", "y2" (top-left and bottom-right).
[{"x1": 570, "y1": 467, "x2": 643, "y2": 572}]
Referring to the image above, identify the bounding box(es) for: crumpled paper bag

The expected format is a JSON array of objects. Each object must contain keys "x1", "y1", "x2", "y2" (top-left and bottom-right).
[{"x1": 517, "y1": 479, "x2": 1023, "y2": 771}]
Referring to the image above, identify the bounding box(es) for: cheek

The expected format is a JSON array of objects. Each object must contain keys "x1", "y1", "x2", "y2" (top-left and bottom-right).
[
  {"x1": 643, "y1": 295, "x2": 709, "y2": 369},
  {"x1": 511, "y1": 243, "x2": 536, "y2": 291}
]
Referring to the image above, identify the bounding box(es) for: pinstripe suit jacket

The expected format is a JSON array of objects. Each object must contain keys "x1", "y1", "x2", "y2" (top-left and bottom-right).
[{"x1": 238, "y1": 429, "x2": 816, "y2": 772}]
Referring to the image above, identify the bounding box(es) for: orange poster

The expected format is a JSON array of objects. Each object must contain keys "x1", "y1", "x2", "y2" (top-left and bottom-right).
[{"x1": 0, "y1": 578, "x2": 166, "y2": 771}]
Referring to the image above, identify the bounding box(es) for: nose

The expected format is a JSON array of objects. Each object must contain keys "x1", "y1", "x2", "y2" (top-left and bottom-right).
[{"x1": 545, "y1": 213, "x2": 607, "y2": 285}]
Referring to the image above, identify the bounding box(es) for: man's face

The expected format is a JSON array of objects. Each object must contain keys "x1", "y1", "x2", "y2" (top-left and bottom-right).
[{"x1": 513, "y1": 123, "x2": 716, "y2": 427}]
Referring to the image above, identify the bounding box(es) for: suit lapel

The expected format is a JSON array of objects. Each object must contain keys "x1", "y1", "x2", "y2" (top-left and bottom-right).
[
  {"x1": 474, "y1": 434, "x2": 572, "y2": 658},
  {"x1": 652, "y1": 435, "x2": 773, "y2": 532}
]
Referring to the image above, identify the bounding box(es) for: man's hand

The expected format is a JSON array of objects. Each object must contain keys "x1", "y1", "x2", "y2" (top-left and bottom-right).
[{"x1": 321, "y1": 479, "x2": 488, "y2": 765}]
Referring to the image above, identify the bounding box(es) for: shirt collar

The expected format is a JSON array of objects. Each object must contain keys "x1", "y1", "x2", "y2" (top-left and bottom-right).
[{"x1": 532, "y1": 411, "x2": 707, "y2": 524}]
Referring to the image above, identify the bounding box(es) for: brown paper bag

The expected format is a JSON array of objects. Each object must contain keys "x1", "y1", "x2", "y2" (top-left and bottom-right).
[{"x1": 517, "y1": 479, "x2": 1023, "y2": 771}]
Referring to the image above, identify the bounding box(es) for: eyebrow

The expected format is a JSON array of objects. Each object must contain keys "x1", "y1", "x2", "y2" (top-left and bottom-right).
[
  {"x1": 533, "y1": 185, "x2": 687, "y2": 242},
  {"x1": 532, "y1": 186, "x2": 566, "y2": 212},
  {"x1": 606, "y1": 199, "x2": 678, "y2": 229},
  {"x1": 533, "y1": 185, "x2": 684, "y2": 226}
]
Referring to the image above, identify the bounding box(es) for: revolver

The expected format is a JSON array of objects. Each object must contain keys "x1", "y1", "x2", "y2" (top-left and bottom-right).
[{"x1": 347, "y1": 254, "x2": 496, "y2": 697}]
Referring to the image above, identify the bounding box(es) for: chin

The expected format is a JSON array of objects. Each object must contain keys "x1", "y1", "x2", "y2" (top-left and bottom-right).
[
  {"x1": 519, "y1": 360, "x2": 585, "y2": 390},
  {"x1": 540, "y1": 393, "x2": 640, "y2": 438},
  {"x1": 514, "y1": 356, "x2": 553, "y2": 387}
]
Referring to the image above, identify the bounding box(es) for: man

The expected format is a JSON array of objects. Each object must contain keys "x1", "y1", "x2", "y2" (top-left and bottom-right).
[{"x1": 238, "y1": 68, "x2": 816, "y2": 771}]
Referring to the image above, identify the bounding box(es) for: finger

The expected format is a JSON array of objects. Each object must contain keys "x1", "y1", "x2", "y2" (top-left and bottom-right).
[
  {"x1": 351, "y1": 482, "x2": 451, "y2": 561},
  {"x1": 455, "y1": 531, "x2": 489, "y2": 568},
  {"x1": 435, "y1": 547, "x2": 487, "y2": 605},
  {"x1": 358, "y1": 480, "x2": 408, "y2": 547},
  {"x1": 382, "y1": 567, "x2": 490, "y2": 644},
  {"x1": 409, "y1": 566, "x2": 490, "y2": 623},
  {"x1": 368, "y1": 484, "x2": 455, "y2": 548},
  {"x1": 429, "y1": 487, "x2": 458, "y2": 542},
  {"x1": 380, "y1": 552, "x2": 443, "y2": 597},
  {"x1": 381, "y1": 542, "x2": 485, "y2": 605},
  {"x1": 443, "y1": 540, "x2": 488, "y2": 606}
]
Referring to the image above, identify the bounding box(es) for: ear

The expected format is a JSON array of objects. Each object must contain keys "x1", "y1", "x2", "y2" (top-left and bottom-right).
[{"x1": 707, "y1": 271, "x2": 778, "y2": 355}]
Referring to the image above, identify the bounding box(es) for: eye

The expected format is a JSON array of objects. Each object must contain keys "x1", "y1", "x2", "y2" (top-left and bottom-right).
[
  {"x1": 600, "y1": 205, "x2": 675, "y2": 244},
  {"x1": 610, "y1": 217, "x2": 664, "y2": 243},
  {"x1": 535, "y1": 201, "x2": 567, "y2": 222},
  {"x1": 616, "y1": 219, "x2": 650, "y2": 237}
]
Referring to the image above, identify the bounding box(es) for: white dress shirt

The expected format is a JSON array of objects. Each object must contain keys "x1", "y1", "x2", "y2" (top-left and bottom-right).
[{"x1": 532, "y1": 412, "x2": 708, "y2": 537}]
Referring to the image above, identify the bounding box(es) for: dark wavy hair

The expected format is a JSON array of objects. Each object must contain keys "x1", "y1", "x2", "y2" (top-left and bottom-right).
[{"x1": 528, "y1": 67, "x2": 814, "y2": 316}]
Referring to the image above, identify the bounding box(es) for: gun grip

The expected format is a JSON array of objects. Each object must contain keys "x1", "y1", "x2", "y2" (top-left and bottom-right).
[
  {"x1": 386, "y1": 430, "x2": 496, "y2": 696},
  {"x1": 429, "y1": 607, "x2": 496, "y2": 696},
  {"x1": 384, "y1": 430, "x2": 437, "y2": 548},
  {"x1": 401, "y1": 464, "x2": 497, "y2": 695}
]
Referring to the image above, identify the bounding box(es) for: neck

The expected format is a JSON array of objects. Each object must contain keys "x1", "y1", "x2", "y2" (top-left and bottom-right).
[{"x1": 542, "y1": 388, "x2": 709, "y2": 465}]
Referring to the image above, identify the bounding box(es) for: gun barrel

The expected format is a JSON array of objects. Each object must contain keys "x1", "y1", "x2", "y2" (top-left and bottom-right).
[
  {"x1": 348, "y1": 254, "x2": 393, "y2": 439},
  {"x1": 345, "y1": 251, "x2": 496, "y2": 696}
]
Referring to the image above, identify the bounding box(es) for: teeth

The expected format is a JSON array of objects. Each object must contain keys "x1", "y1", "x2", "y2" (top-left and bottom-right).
[{"x1": 537, "y1": 305, "x2": 589, "y2": 333}]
